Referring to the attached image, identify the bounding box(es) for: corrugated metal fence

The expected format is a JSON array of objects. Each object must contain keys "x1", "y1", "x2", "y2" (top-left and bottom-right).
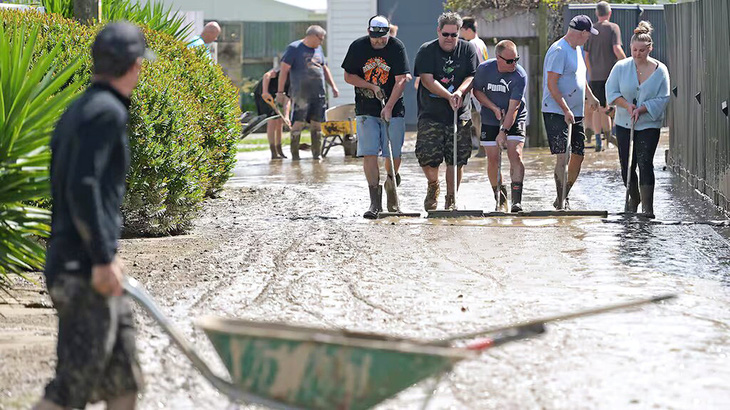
[
  {"x1": 564, "y1": 4, "x2": 667, "y2": 66},
  {"x1": 243, "y1": 21, "x2": 324, "y2": 59},
  {"x1": 665, "y1": 0, "x2": 730, "y2": 213}
]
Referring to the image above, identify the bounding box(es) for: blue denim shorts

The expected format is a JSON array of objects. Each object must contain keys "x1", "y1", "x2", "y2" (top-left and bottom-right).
[{"x1": 356, "y1": 115, "x2": 405, "y2": 158}]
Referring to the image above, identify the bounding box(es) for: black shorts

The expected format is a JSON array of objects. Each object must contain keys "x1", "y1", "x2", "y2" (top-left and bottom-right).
[
  {"x1": 543, "y1": 112, "x2": 586, "y2": 156},
  {"x1": 44, "y1": 274, "x2": 143, "y2": 408},
  {"x1": 291, "y1": 96, "x2": 326, "y2": 124},
  {"x1": 415, "y1": 117, "x2": 472, "y2": 167},
  {"x1": 589, "y1": 80, "x2": 607, "y2": 107},
  {"x1": 254, "y1": 95, "x2": 276, "y2": 117},
  {"x1": 480, "y1": 122, "x2": 526, "y2": 147}
]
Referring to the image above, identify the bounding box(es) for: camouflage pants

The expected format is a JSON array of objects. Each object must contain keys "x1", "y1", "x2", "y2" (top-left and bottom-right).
[
  {"x1": 44, "y1": 274, "x2": 143, "y2": 408},
  {"x1": 415, "y1": 117, "x2": 473, "y2": 167}
]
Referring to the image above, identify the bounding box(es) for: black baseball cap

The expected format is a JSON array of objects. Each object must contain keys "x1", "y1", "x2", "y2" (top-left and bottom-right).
[
  {"x1": 569, "y1": 15, "x2": 599, "y2": 35},
  {"x1": 92, "y1": 21, "x2": 155, "y2": 76},
  {"x1": 368, "y1": 15, "x2": 390, "y2": 38}
]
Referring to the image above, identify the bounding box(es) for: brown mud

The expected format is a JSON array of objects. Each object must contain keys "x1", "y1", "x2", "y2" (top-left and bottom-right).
[{"x1": 2, "y1": 132, "x2": 729, "y2": 409}]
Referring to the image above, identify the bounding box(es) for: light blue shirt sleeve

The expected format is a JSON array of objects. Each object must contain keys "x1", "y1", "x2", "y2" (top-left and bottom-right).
[
  {"x1": 545, "y1": 45, "x2": 566, "y2": 76},
  {"x1": 605, "y1": 62, "x2": 623, "y2": 107}
]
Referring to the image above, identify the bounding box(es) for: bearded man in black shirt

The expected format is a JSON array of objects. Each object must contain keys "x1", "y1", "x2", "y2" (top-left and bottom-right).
[{"x1": 342, "y1": 15, "x2": 410, "y2": 218}]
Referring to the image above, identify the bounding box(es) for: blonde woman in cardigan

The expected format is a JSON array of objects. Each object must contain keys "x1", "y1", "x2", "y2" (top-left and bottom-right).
[{"x1": 605, "y1": 21, "x2": 670, "y2": 218}]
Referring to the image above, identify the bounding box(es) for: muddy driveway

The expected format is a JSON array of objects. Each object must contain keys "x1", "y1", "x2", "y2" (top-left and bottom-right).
[{"x1": 2, "y1": 133, "x2": 729, "y2": 409}]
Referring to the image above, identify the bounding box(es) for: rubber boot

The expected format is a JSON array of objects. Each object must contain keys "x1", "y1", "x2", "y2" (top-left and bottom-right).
[
  {"x1": 511, "y1": 182, "x2": 523, "y2": 213},
  {"x1": 276, "y1": 144, "x2": 287, "y2": 159},
  {"x1": 499, "y1": 184, "x2": 509, "y2": 212},
  {"x1": 384, "y1": 174, "x2": 398, "y2": 212},
  {"x1": 492, "y1": 185, "x2": 500, "y2": 211},
  {"x1": 424, "y1": 181, "x2": 439, "y2": 211},
  {"x1": 363, "y1": 185, "x2": 382, "y2": 219},
  {"x1": 564, "y1": 182, "x2": 573, "y2": 210},
  {"x1": 640, "y1": 185, "x2": 655, "y2": 219},
  {"x1": 311, "y1": 131, "x2": 322, "y2": 159},
  {"x1": 553, "y1": 173, "x2": 564, "y2": 210},
  {"x1": 269, "y1": 144, "x2": 279, "y2": 160},
  {"x1": 290, "y1": 132, "x2": 301, "y2": 161},
  {"x1": 585, "y1": 128, "x2": 594, "y2": 144},
  {"x1": 606, "y1": 127, "x2": 617, "y2": 148},
  {"x1": 627, "y1": 183, "x2": 641, "y2": 213},
  {"x1": 445, "y1": 193, "x2": 456, "y2": 210},
  {"x1": 595, "y1": 133, "x2": 603, "y2": 152},
  {"x1": 475, "y1": 146, "x2": 487, "y2": 158}
]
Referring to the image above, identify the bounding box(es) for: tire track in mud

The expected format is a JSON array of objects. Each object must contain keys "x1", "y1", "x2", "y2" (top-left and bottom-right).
[
  {"x1": 279, "y1": 221, "x2": 400, "y2": 325},
  {"x1": 334, "y1": 230, "x2": 400, "y2": 318}
]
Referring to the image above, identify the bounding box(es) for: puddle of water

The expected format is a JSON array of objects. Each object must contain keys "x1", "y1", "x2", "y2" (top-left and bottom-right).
[{"x1": 229, "y1": 133, "x2": 730, "y2": 287}]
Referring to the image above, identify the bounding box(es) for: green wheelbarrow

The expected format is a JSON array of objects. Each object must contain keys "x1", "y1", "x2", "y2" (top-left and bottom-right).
[{"x1": 123, "y1": 277, "x2": 674, "y2": 409}]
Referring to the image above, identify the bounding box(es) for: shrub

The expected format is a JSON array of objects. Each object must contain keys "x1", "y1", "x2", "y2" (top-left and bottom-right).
[
  {"x1": 0, "y1": 21, "x2": 84, "y2": 285},
  {"x1": 0, "y1": 10, "x2": 241, "y2": 239}
]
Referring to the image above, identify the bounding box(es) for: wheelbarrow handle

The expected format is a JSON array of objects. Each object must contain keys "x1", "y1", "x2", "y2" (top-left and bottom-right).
[
  {"x1": 441, "y1": 294, "x2": 676, "y2": 345},
  {"x1": 466, "y1": 323, "x2": 546, "y2": 351},
  {"x1": 123, "y1": 277, "x2": 304, "y2": 410}
]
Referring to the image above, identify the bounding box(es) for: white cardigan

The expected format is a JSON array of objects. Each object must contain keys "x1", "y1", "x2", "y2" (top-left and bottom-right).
[{"x1": 605, "y1": 57, "x2": 670, "y2": 131}]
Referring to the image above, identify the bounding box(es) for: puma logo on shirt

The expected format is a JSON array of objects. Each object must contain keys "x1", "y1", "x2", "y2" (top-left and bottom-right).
[{"x1": 487, "y1": 79, "x2": 512, "y2": 93}]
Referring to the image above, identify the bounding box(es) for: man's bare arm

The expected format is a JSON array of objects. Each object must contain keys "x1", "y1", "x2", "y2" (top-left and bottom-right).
[
  {"x1": 613, "y1": 44, "x2": 627, "y2": 60},
  {"x1": 277, "y1": 62, "x2": 291, "y2": 95}
]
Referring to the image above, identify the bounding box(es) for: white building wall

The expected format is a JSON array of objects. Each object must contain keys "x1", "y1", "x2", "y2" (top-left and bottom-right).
[
  {"x1": 148, "y1": 0, "x2": 324, "y2": 22},
  {"x1": 327, "y1": 0, "x2": 377, "y2": 107}
]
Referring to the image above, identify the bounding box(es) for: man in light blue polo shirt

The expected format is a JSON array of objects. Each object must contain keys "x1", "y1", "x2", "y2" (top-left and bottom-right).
[{"x1": 542, "y1": 14, "x2": 600, "y2": 210}]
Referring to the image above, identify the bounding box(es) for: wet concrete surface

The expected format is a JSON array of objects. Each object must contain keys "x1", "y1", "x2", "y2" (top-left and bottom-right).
[{"x1": 2, "y1": 131, "x2": 729, "y2": 409}]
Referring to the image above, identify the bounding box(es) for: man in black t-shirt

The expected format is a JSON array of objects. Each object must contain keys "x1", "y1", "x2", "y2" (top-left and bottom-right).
[
  {"x1": 342, "y1": 15, "x2": 410, "y2": 218},
  {"x1": 414, "y1": 12, "x2": 479, "y2": 211}
]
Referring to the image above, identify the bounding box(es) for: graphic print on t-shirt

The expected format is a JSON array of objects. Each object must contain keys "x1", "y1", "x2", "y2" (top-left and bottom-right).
[
  {"x1": 436, "y1": 56, "x2": 457, "y2": 94},
  {"x1": 358, "y1": 57, "x2": 391, "y2": 99}
]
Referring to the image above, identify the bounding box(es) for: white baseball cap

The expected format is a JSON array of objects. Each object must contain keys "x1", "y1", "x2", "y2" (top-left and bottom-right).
[{"x1": 368, "y1": 15, "x2": 390, "y2": 38}]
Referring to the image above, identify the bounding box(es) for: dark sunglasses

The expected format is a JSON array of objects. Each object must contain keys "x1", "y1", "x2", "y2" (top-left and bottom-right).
[
  {"x1": 441, "y1": 32, "x2": 458, "y2": 38},
  {"x1": 499, "y1": 55, "x2": 520, "y2": 64}
]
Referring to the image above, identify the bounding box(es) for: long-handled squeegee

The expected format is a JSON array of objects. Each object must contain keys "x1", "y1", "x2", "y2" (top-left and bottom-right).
[
  {"x1": 377, "y1": 97, "x2": 420, "y2": 218},
  {"x1": 500, "y1": 121, "x2": 607, "y2": 218},
  {"x1": 427, "y1": 109, "x2": 484, "y2": 218}
]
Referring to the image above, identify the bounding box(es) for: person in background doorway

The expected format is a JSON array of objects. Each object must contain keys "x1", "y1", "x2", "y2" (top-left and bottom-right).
[
  {"x1": 460, "y1": 16, "x2": 490, "y2": 158},
  {"x1": 187, "y1": 21, "x2": 221, "y2": 60},
  {"x1": 606, "y1": 21, "x2": 669, "y2": 218},
  {"x1": 584, "y1": 1, "x2": 626, "y2": 151}
]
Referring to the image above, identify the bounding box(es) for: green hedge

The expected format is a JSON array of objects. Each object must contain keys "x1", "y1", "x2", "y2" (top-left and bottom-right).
[{"x1": 0, "y1": 10, "x2": 241, "y2": 236}]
